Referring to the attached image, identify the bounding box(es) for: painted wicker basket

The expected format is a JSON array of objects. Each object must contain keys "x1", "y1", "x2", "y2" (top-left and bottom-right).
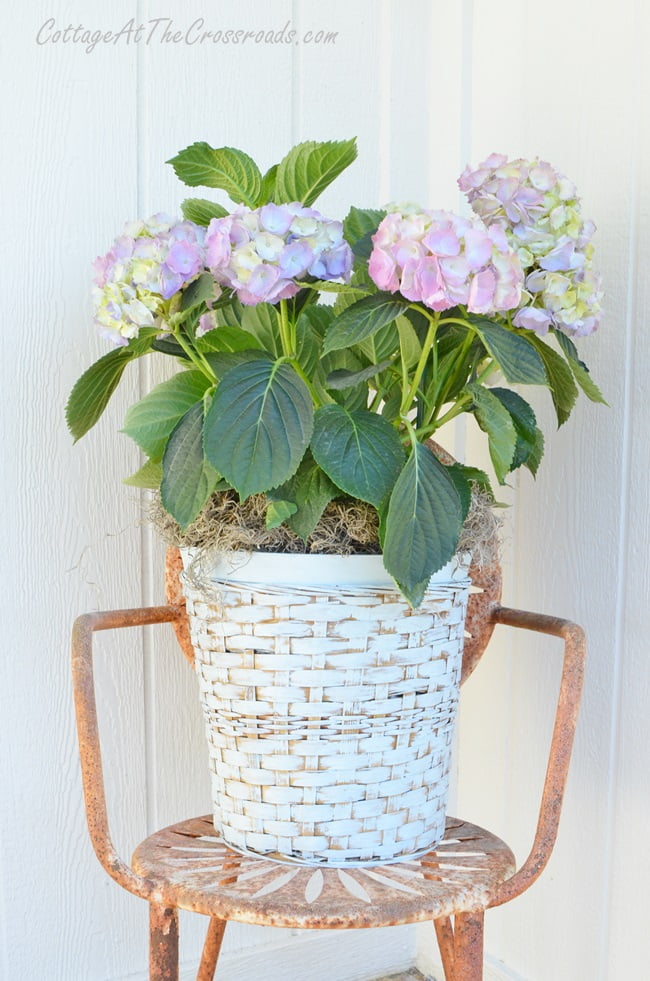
[{"x1": 181, "y1": 550, "x2": 470, "y2": 866}]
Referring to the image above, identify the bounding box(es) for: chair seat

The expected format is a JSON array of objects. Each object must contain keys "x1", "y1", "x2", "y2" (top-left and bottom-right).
[{"x1": 132, "y1": 815, "x2": 515, "y2": 929}]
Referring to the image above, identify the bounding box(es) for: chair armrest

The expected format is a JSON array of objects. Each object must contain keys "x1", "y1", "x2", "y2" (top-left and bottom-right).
[
  {"x1": 486, "y1": 606, "x2": 586, "y2": 907},
  {"x1": 71, "y1": 606, "x2": 183, "y2": 900}
]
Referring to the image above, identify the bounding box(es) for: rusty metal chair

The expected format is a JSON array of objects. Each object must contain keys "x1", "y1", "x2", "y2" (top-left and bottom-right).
[{"x1": 72, "y1": 547, "x2": 585, "y2": 981}]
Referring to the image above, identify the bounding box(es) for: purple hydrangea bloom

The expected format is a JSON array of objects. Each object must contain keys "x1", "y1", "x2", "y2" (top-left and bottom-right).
[
  {"x1": 92, "y1": 217, "x2": 207, "y2": 345},
  {"x1": 204, "y1": 203, "x2": 353, "y2": 306},
  {"x1": 459, "y1": 155, "x2": 603, "y2": 335}
]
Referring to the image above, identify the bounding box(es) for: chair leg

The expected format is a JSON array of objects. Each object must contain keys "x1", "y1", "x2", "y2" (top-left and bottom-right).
[
  {"x1": 197, "y1": 918, "x2": 227, "y2": 981},
  {"x1": 149, "y1": 903, "x2": 179, "y2": 981},
  {"x1": 434, "y1": 916, "x2": 455, "y2": 980},
  {"x1": 453, "y1": 911, "x2": 484, "y2": 981}
]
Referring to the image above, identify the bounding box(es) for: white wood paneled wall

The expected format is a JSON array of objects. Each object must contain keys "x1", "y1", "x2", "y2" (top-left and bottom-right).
[{"x1": 1, "y1": 1, "x2": 648, "y2": 978}]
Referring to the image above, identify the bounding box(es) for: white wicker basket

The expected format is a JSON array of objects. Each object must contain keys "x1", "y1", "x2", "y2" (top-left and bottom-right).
[{"x1": 181, "y1": 550, "x2": 470, "y2": 866}]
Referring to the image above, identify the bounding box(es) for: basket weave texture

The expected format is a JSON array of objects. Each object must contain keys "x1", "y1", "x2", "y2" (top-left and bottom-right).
[{"x1": 182, "y1": 568, "x2": 470, "y2": 866}]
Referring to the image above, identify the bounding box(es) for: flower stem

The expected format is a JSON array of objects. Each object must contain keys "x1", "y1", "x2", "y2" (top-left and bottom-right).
[
  {"x1": 401, "y1": 309, "x2": 439, "y2": 415},
  {"x1": 172, "y1": 328, "x2": 217, "y2": 383},
  {"x1": 279, "y1": 299, "x2": 294, "y2": 356}
]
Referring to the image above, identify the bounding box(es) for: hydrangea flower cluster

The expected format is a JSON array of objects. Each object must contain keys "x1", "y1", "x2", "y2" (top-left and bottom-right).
[
  {"x1": 92, "y1": 215, "x2": 206, "y2": 346},
  {"x1": 204, "y1": 202, "x2": 353, "y2": 307},
  {"x1": 368, "y1": 207, "x2": 524, "y2": 314},
  {"x1": 458, "y1": 154, "x2": 603, "y2": 336}
]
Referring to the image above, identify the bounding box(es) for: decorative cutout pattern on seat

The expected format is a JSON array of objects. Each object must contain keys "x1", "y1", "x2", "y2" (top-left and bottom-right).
[{"x1": 132, "y1": 816, "x2": 516, "y2": 928}]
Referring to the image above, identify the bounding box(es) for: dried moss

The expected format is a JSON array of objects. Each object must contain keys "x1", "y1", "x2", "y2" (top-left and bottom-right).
[{"x1": 148, "y1": 485, "x2": 500, "y2": 569}]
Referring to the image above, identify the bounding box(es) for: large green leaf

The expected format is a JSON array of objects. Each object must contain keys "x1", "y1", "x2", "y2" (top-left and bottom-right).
[
  {"x1": 490, "y1": 387, "x2": 544, "y2": 476},
  {"x1": 167, "y1": 142, "x2": 262, "y2": 207},
  {"x1": 65, "y1": 335, "x2": 154, "y2": 441},
  {"x1": 204, "y1": 358, "x2": 313, "y2": 498},
  {"x1": 161, "y1": 401, "x2": 221, "y2": 530},
  {"x1": 324, "y1": 293, "x2": 407, "y2": 354},
  {"x1": 468, "y1": 316, "x2": 548, "y2": 385},
  {"x1": 382, "y1": 444, "x2": 465, "y2": 607},
  {"x1": 181, "y1": 198, "x2": 229, "y2": 225},
  {"x1": 528, "y1": 336, "x2": 579, "y2": 425},
  {"x1": 310, "y1": 405, "x2": 405, "y2": 507},
  {"x1": 122, "y1": 370, "x2": 211, "y2": 460},
  {"x1": 274, "y1": 139, "x2": 357, "y2": 207},
  {"x1": 554, "y1": 331, "x2": 607, "y2": 404},
  {"x1": 467, "y1": 383, "x2": 517, "y2": 483}
]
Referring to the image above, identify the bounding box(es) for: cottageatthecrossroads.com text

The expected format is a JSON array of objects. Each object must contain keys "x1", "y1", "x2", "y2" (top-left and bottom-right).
[{"x1": 36, "y1": 17, "x2": 339, "y2": 54}]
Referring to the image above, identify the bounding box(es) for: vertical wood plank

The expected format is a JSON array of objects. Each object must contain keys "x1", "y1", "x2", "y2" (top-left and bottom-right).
[
  {"x1": 0, "y1": 3, "x2": 148, "y2": 978},
  {"x1": 455, "y1": 1, "x2": 645, "y2": 979}
]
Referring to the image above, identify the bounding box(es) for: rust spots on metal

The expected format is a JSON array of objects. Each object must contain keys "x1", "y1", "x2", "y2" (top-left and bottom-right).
[
  {"x1": 149, "y1": 904, "x2": 179, "y2": 981},
  {"x1": 165, "y1": 546, "x2": 195, "y2": 667},
  {"x1": 462, "y1": 556, "x2": 502, "y2": 684}
]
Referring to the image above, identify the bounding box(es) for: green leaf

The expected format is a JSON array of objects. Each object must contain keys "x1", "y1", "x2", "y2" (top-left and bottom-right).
[
  {"x1": 554, "y1": 331, "x2": 607, "y2": 404},
  {"x1": 181, "y1": 198, "x2": 229, "y2": 225},
  {"x1": 204, "y1": 358, "x2": 314, "y2": 498},
  {"x1": 259, "y1": 163, "x2": 278, "y2": 204},
  {"x1": 204, "y1": 348, "x2": 269, "y2": 380},
  {"x1": 295, "y1": 316, "x2": 322, "y2": 377},
  {"x1": 310, "y1": 405, "x2": 405, "y2": 507},
  {"x1": 122, "y1": 370, "x2": 212, "y2": 460},
  {"x1": 301, "y1": 304, "x2": 334, "y2": 338},
  {"x1": 265, "y1": 499, "x2": 298, "y2": 529},
  {"x1": 383, "y1": 444, "x2": 465, "y2": 607},
  {"x1": 286, "y1": 457, "x2": 339, "y2": 540},
  {"x1": 324, "y1": 293, "x2": 407, "y2": 354},
  {"x1": 443, "y1": 464, "x2": 472, "y2": 522},
  {"x1": 490, "y1": 387, "x2": 544, "y2": 475},
  {"x1": 317, "y1": 349, "x2": 366, "y2": 410},
  {"x1": 161, "y1": 401, "x2": 220, "y2": 530},
  {"x1": 123, "y1": 458, "x2": 163, "y2": 489},
  {"x1": 343, "y1": 206, "x2": 386, "y2": 258},
  {"x1": 180, "y1": 272, "x2": 217, "y2": 313},
  {"x1": 151, "y1": 336, "x2": 191, "y2": 359},
  {"x1": 274, "y1": 138, "x2": 357, "y2": 207},
  {"x1": 326, "y1": 358, "x2": 393, "y2": 390},
  {"x1": 396, "y1": 315, "x2": 422, "y2": 369},
  {"x1": 467, "y1": 383, "x2": 517, "y2": 483},
  {"x1": 527, "y1": 336, "x2": 579, "y2": 425},
  {"x1": 241, "y1": 304, "x2": 281, "y2": 357},
  {"x1": 167, "y1": 142, "x2": 262, "y2": 207},
  {"x1": 66, "y1": 336, "x2": 153, "y2": 441},
  {"x1": 468, "y1": 316, "x2": 548, "y2": 385},
  {"x1": 447, "y1": 462, "x2": 496, "y2": 504},
  {"x1": 196, "y1": 325, "x2": 264, "y2": 354}
]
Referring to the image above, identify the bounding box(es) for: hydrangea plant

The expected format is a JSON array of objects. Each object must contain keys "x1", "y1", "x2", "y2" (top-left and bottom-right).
[{"x1": 67, "y1": 139, "x2": 604, "y2": 606}]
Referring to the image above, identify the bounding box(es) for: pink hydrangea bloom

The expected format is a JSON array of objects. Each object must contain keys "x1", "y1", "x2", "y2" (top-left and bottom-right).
[
  {"x1": 368, "y1": 208, "x2": 524, "y2": 315},
  {"x1": 205, "y1": 202, "x2": 353, "y2": 306}
]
